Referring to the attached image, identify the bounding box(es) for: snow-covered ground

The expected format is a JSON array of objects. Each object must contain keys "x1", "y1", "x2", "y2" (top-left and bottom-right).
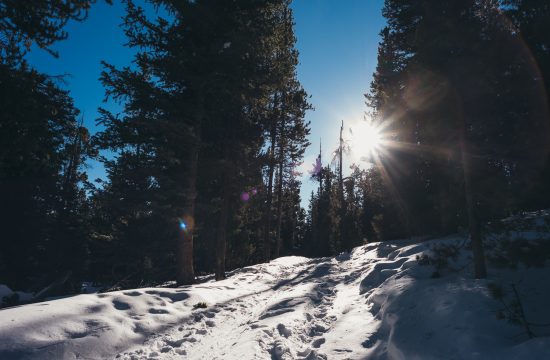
[{"x1": 1, "y1": 218, "x2": 550, "y2": 359}]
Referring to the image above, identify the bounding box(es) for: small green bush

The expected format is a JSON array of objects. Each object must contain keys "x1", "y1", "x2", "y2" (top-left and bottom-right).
[
  {"x1": 192, "y1": 302, "x2": 207, "y2": 309},
  {"x1": 416, "y1": 242, "x2": 462, "y2": 275}
]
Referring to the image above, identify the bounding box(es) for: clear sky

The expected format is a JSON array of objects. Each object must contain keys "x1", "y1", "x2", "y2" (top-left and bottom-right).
[
  {"x1": 25, "y1": 0, "x2": 386, "y2": 207},
  {"x1": 291, "y1": 0, "x2": 386, "y2": 205}
]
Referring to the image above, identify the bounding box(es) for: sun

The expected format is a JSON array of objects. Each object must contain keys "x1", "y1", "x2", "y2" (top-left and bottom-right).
[{"x1": 350, "y1": 120, "x2": 383, "y2": 162}]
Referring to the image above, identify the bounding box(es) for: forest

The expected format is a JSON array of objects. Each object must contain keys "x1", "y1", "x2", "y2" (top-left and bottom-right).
[{"x1": 1, "y1": 0, "x2": 550, "y2": 302}]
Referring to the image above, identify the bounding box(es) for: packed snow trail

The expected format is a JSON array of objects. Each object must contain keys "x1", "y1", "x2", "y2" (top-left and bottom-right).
[
  {"x1": 1, "y1": 220, "x2": 550, "y2": 359},
  {"x1": 116, "y1": 256, "x2": 374, "y2": 359}
]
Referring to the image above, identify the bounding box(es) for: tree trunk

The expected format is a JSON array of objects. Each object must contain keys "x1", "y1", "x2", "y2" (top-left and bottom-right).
[
  {"x1": 264, "y1": 138, "x2": 275, "y2": 261},
  {"x1": 459, "y1": 111, "x2": 487, "y2": 279},
  {"x1": 338, "y1": 120, "x2": 345, "y2": 250},
  {"x1": 176, "y1": 142, "x2": 198, "y2": 285},
  {"x1": 263, "y1": 94, "x2": 279, "y2": 261},
  {"x1": 274, "y1": 148, "x2": 284, "y2": 258},
  {"x1": 215, "y1": 128, "x2": 236, "y2": 281},
  {"x1": 215, "y1": 169, "x2": 229, "y2": 281},
  {"x1": 320, "y1": 140, "x2": 324, "y2": 194},
  {"x1": 176, "y1": 87, "x2": 204, "y2": 285},
  {"x1": 290, "y1": 197, "x2": 297, "y2": 252}
]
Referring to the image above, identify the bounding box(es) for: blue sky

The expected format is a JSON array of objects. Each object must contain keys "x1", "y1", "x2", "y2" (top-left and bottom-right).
[
  {"x1": 291, "y1": 0, "x2": 385, "y2": 204},
  {"x1": 26, "y1": 0, "x2": 386, "y2": 206}
]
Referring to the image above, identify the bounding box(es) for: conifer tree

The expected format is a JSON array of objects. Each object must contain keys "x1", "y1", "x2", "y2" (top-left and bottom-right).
[
  {"x1": 262, "y1": 1, "x2": 311, "y2": 261},
  {"x1": 367, "y1": 0, "x2": 549, "y2": 277},
  {"x1": 97, "y1": 0, "x2": 310, "y2": 283},
  {"x1": 0, "y1": 0, "x2": 102, "y2": 291}
]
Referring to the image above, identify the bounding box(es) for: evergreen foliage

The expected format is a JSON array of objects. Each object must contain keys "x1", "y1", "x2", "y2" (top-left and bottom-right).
[
  {"x1": 2, "y1": 0, "x2": 550, "y2": 295},
  {"x1": 91, "y1": 0, "x2": 310, "y2": 285},
  {"x1": 0, "y1": 0, "x2": 99, "y2": 292}
]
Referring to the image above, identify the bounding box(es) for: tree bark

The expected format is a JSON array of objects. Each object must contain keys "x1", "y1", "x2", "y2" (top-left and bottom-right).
[
  {"x1": 263, "y1": 94, "x2": 279, "y2": 261},
  {"x1": 274, "y1": 146, "x2": 284, "y2": 258},
  {"x1": 215, "y1": 166, "x2": 229, "y2": 281},
  {"x1": 176, "y1": 86, "x2": 204, "y2": 285},
  {"x1": 458, "y1": 103, "x2": 487, "y2": 279},
  {"x1": 176, "y1": 141, "x2": 198, "y2": 285},
  {"x1": 338, "y1": 120, "x2": 345, "y2": 250}
]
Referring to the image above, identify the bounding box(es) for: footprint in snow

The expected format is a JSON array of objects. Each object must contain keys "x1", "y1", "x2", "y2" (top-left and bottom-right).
[
  {"x1": 249, "y1": 323, "x2": 266, "y2": 329},
  {"x1": 205, "y1": 320, "x2": 215, "y2": 327},
  {"x1": 309, "y1": 324, "x2": 327, "y2": 337},
  {"x1": 86, "y1": 304, "x2": 106, "y2": 313},
  {"x1": 277, "y1": 323, "x2": 292, "y2": 338},
  {"x1": 299, "y1": 349, "x2": 327, "y2": 360},
  {"x1": 145, "y1": 290, "x2": 189, "y2": 302},
  {"x1": 112, "y1": 300, "x2": 131, "y2": 311},
  {"x1": 149, "y1": 308, "x2": 170, "y2": 314},
  {"x1": 314, "y1": 311, "x2": 326, "y2": 319},
  {"x1": 311, "y1": 337, "x2": 325, "y2": 348},
  {"x1": 204, "y1": 311, "x2": 216, "y2": 318}
]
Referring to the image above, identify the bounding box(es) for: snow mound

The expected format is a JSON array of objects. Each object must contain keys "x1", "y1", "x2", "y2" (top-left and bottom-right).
[{"x1": 0, "y1": 285, "x2": 13, "y2": 300}]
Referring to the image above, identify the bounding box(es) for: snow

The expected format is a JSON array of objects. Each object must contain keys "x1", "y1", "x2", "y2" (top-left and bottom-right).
[
  {"x1": 1, "y1": 217, "x2": 549, "y2": 359},
  {"x1": 0, "y1": 285, "x2": 32, "y2": 305},
  {"x1": 0, "y1": 285, "x2": 13, "y2": 300}
]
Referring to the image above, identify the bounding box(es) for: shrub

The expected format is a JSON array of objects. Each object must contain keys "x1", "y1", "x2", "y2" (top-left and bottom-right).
[{"x1": 193, "y1": 302, "x2": 208, "y2": 309}]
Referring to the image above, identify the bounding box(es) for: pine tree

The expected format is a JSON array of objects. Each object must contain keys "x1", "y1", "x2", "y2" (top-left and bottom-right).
[
  {"x1": 502, "y1": 0, "x2": 550, "y2": 211},
  {"x1": 0, "y1": 0, "x2": 102, "y2": 291},
  {"x1": 262, "y1": 1, "x2": 311, "y2": 261},
  {"x1": 97, "y1": 0, "x2": 310, "y2": 283},
  {"x1": 367, "y1": 0, "x2": 550, "y2": 277},
  {"x1": 0, "y1": 0, "x2": 108, "y2": 64}
]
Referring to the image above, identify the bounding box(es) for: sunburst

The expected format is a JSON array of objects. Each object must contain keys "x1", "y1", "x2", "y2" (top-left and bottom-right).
[{"x1": 349, "y1": 118, "x2": 385, "y2": 163}]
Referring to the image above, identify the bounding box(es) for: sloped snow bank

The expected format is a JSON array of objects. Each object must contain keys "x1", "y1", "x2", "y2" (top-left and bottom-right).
[
  {"x1": 358, "y1": 230, "x2": 550, "y2": 360},
  {"x1": 0, "y1": 257, "x2": 310, "y2": 360},
  {"x1": 0, "y1": 284, "x2": 33, "y2": 307},
  {"x1": 1, "y1": 213, "x2": 549, "y2": 359}
]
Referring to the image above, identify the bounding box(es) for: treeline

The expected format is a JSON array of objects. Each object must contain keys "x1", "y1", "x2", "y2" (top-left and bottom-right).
[
  {"x1": 2, "y1": 0, "x2": 550, "y2": 295},
  {"x1": 92, "y1": 0, "x2": 311, "y2": 285},
  {"x1": 1, "y1": 1, "x2": 104, "y2": 296},
  {"x1": 0, "y1": 0, "x2": 311, "y2": 295},
  {"x1": 302, "y1": 0, "x2": 550, "y2": 275}
]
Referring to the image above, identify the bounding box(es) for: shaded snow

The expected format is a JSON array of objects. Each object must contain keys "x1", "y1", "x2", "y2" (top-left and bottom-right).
[
  {"x1": 1, "y1": 225, "x2": 549, "y2": 359},
  {"x1": 0, "y1": 285, "x2": 12, "y2": 300}
]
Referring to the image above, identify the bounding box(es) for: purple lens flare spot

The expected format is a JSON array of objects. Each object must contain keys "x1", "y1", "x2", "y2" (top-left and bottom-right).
[{"x1": 241, "y1": 192, "x2": 250, "y2": 201}]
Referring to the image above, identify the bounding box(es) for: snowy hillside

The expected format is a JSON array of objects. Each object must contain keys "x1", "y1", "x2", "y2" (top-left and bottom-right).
[{"x1": 1, "y1": 223, "x2": 550, "y2": 359}]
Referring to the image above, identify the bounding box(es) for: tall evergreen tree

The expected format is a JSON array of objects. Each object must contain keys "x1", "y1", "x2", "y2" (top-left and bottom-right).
[
  {"x1": 367, "y1": 0, "x2": 550, "y2": 277},
  {"x1": 0, "y1": 0, "x2": 103, "y2": 292},
  {"x1": 96, "y1": 0, "x2": 310, "y2": 284}
]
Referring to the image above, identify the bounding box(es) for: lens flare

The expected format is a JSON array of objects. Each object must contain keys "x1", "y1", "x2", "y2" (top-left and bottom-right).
[
  {"x1": 240, "y1": 192, "x2": 250, "y2": 201},
  {"x1": 179, "y1": 219, "x2": 187, "y2": 230}
]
